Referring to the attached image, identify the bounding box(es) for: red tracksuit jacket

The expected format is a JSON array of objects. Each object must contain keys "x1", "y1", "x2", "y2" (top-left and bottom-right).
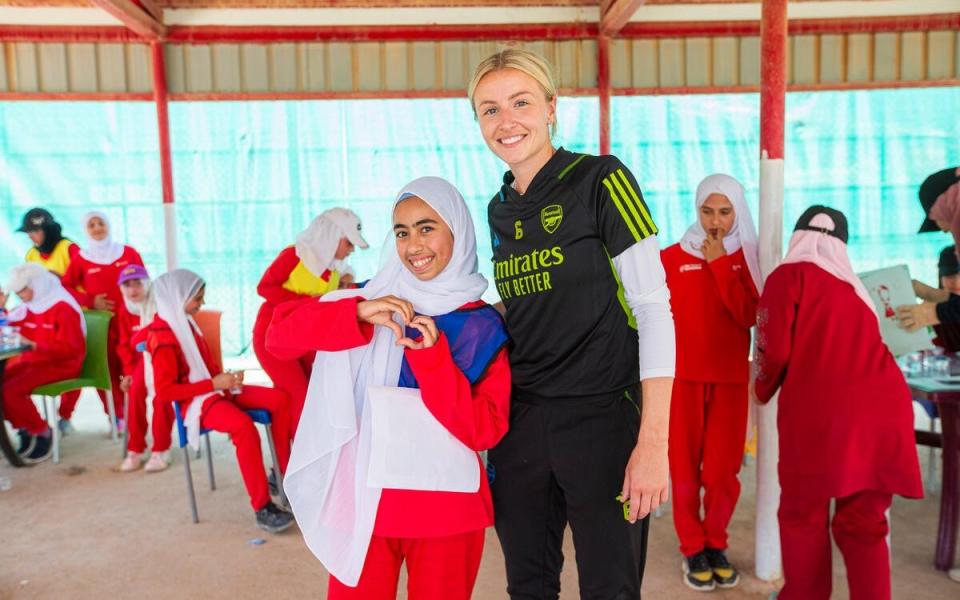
[
  {"x1": 661, "y1": 245, "x2": 759, "y2": 383},
  {"x1": 266, "y1": 296, "x2": 512, "y2": 538},
  {"x1": 115, "y1": 304, "x2": 147, "y2": 377},
  {"x1": 61, "y1": 246, "x2": 144, "y2": 311},
  {"x1": 145, "y1": 317, "x2": 220, "y2": 408},
  {"x1": 8, "y1": 302, "x2": 86, "y2": 371},
  {"x1": 755, "y1": 262, "x2": 923, "y2": 499}
]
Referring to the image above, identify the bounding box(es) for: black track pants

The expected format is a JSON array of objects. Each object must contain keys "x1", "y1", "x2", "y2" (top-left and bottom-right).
[{"x1": 489, "y1": 388, "x2": 650, "y2": 600}]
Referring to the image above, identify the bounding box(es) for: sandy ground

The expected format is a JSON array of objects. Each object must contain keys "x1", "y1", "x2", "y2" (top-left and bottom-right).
[{"x1": 1, "y1": 385, "x2": 957, "y2": 600}]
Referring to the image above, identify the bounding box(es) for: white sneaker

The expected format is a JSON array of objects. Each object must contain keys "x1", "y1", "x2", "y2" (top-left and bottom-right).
[
  {"x1": 144, "y1": 451, "x2": 170, "y2": 473},
  {"x1": 119, "y1": 452, "x2": 143, "y2": 472}
]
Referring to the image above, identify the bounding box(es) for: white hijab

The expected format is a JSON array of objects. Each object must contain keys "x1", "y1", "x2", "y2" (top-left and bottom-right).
[
  {"x1": 80, "y1": 211, "x2": 125, "y2": 265},
  {"x1": 781, "y1": 212, "x2": 876, "y2": 318},
  {"x1": 5, "y1": 263, "x2": 86, "y2": 334},
  {"x1": 152, "y1": 269, "x2": 216, "y2": 449},
  {"x1": 679, "y1": 174, "x2": 762, "y2": 292},
  {"x1": 285, "y1": 177, "x2": 488, "y2": 587},
  {"x1": 295, "y1": 211, "x2": 346, "y2": 277}
]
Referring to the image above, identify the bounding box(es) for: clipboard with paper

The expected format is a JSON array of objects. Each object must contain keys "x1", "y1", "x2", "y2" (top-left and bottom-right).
[{"x1": 366, "y1": 385, "x2": 480, "y2": 493}]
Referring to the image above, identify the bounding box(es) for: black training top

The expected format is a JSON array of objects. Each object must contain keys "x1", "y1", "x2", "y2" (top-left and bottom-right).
[{"x1": 487, "y1": 147, "x2": 659, "y2": 400}]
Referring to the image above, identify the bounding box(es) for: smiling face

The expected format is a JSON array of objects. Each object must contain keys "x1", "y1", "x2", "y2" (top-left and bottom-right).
[
  {"x1": 393, "y1": 196, "x2": 454, "y2": 282},
  {"x1": 183, "y1": 285, "x2": 205, "y2": 316},
  {"x1": 86, "y1": 216, "x2": 108, "y2": 241},
  {"x1": 699, "y1": 193, "x2": 736, "y2": 238},
  {"x1": 472, "y1": 68, "x2": 556, "y2": 174},
  {"x1": 334, "y1": 237, "x2": 354, "y2": 261},
  {"x1": 121, "y1": 278, "x2": 147, "y2": 304}
]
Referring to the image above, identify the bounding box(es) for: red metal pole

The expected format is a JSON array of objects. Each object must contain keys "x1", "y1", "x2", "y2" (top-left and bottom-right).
[
  {"x1": 760, "y1": 0, "x2": 788, "y2": 160},
  {"x1": 152, "y1": 41, "x2": 174, "y2": 206},
  {"x1": 598, "y1": 34, "x2": 611, "y2": 155},
  {"x1": 151, "y1": 40, "x2": 177, "y2": 270}
]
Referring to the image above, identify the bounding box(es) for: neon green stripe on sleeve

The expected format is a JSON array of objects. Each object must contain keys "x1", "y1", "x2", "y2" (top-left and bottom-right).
[
  {"x1": 608, "y1": 173, "x2": 651, "y2": 238},
  {"x1": 602, "y1": 177, "x2": 642, "y2": 242},
  {"x1": 615, "y1": 168, "x2": 658, "y2": 235}
]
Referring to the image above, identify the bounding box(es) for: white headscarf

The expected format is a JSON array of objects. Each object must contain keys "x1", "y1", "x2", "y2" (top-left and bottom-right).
[
  {"x1": 679, "y1": 174, "x2": 762, "y2": 292},
  {"x1": 295, "y1": 211, "x2": 347, "y2": 277},
  {"x1": 152, "y1": 269, "x2": 216, "y2": 450},
  {"x1": 5, "y1": 263, "x2": 86, "y2": 334},
  {"x1": 285, "y1": 177, "x2": 487, "y2": 586},
  {"x1": 781, "y1": 212, "x2": 876, "y2": 319},
  {"x1": 123, "y1": 279, "x2": 156, "y2": 324},
  {"x1": 79, "y1": 211, "x2": 125, "y2": 265}
]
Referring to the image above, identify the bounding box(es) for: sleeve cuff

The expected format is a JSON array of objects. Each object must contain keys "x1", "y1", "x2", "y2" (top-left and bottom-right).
[
  {"x1": 639, "y1": 368, "x2": 675, "y2": 380},
  {"x1": 403, "y1": 333, "x2": 451, "y2": 372}
]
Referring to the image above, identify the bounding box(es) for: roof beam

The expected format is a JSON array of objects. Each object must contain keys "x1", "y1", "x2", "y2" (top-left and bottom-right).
[
  {"x1": 136, "y1": 0, "x2": 164, "y2": 23},
  {"x1": 89, "y1": 0, "x2": 165, "y2": 39},
  {"x1": 601, "y1": 0, "x2": 645, "y2": 36}
]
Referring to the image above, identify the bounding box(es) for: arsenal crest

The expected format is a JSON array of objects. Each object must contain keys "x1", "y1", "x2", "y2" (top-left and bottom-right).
[{"x1": 541, "y1": 204, "x2": 563, "y2": 234}]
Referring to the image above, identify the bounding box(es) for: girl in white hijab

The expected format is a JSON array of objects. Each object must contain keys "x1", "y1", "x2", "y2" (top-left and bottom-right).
[
  {"x1": 145, "y1": 269, "x2": 295, "y2": 533},
  {"x1": 1, "y1": 263, "x2": 86, "y2": 463},
  {"x1": 59, "y1": 210, "x2": 145, "y2": 434},
  {"x1": 268, "y1": 177, "x2": 511, "y2": 599},
  {"x1": 660, "y1": 173, "x2": 761, "y2": 589},
  {"x1": 253, "y1": 207, "x2": 369, "y2": 442}
]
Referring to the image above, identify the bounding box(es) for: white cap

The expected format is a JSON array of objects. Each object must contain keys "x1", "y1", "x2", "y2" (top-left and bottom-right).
[{"x1": 323, "y1": 207, "x2": 369, "y2": 249}]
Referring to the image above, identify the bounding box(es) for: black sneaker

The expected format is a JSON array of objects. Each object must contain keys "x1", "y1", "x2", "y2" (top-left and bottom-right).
[
  {"x1": 23, "y1": 433, "x2": 52, "y2": 464},
  {"x1": 255, "y1": 501, "x2": 295, "y2": 534},
  {"x1": 16, "y1": 429, "x2": 35, "y2": 456},
  {"x1": 705, "y1": 548, "x2": 740, "y2": 588},
  {"x1": 682, "y1": 551, "x2": 716, "y2": 592}
]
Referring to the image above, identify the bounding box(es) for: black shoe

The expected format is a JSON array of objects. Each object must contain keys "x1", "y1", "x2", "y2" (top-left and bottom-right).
[
  {"x1": 23, "y1": 433, "x2": 52, "y2": 464},
  {"x1": 16, "y1": 429, "x2": 35, "y2": 456},
  {"x1": 705, "y1": 548, "x2": 740, "y2": 588},
  {"x1": 682, "y1": 551, "x2": 716, "y2": 592},
  {"x1": 255, "y1": 501, "x2": 295, "y2": 534},
  {"x1": 268, "y1": 471, "x2": 279, "y2": 497}
]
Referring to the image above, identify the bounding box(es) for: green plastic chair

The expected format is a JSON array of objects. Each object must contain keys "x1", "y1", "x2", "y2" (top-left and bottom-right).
[{"x1": 33, "y1": 309, "x2": 114, "y2": 464}]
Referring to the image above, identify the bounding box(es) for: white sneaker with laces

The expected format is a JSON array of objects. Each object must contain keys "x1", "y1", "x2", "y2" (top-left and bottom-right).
[{"x1": 119, "y1": 452, "x2": 143, "y2": 472}]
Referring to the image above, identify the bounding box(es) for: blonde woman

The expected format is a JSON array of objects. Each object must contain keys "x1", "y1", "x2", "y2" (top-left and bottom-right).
[{"x1": 469, "y1": 48, "x2": 675, "y2": 598}]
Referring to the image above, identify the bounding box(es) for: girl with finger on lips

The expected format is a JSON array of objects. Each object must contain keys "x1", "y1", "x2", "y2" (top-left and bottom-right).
[
  {"x1": 660, "y1": 174, "x2": 761, "y2": 591},
  {"x1": 266, "y1": 177, "x2": 510, "y2": 599}
]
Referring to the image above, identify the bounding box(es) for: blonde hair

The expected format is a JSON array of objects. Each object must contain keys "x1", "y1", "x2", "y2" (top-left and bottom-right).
[{"x1": 468, "y1": 48, "x2": 559, "y2": 134}]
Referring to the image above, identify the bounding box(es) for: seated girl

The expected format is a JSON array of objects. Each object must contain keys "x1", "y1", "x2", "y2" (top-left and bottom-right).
[
  {"x1": 267, "y1": 177, "x2": 511, "y2": 599},
  {"x1": 1, "y1": 263, "x2": 86, "y2": 463},
  {"x1": 146, "y1": 269, "x2": 294, "y2": 533}
]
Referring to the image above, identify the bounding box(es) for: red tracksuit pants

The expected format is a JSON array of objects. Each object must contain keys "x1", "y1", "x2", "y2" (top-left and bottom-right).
[
  {"x1": 327, "y1": 529, "x2": 485, "y2": 600},
  {"x1": 668, "y1": 379, "x2": 748, "y2": 557},
  {"x1": 3, "y1": 362, "x2": 75, "y2": 434},
  {"x1": 125, "y1": 360, "x2": 174, "y2": 454},
  {"x1": 59, "y1": 344, "x2": 124, "y2": 420},
  {"x1": 252, "y1": 328, "x2": 311, "y2": 438},
  {"x1": 778, "y1": 489, "x2": 893, "y2": 600},
  {"x1": 198, "y1": 385, "x2": 291, "y2": 511}
]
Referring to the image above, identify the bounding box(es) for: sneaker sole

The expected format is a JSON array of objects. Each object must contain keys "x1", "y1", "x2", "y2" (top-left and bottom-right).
[
  {"x1": 715, "y1": 574, "x2": 740, "y2": 589},
  {"x1": 682, "y1": 559, "x2": 716, "y2": 592},
  {"x1": 256, "y1": 519, "x2": 295, "y2": 534}
]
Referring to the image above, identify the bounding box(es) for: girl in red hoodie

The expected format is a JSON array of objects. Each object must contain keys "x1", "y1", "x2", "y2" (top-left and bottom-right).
[
  {"x1": 755, "y1": 206, "x2": 922, "y2": 600},
  {"x1": 146, "y1": 269, "x2": 294, "y2": 533},
  {"x1": 660, "y1": 173, "x2": 761, "y2": 590},
  {"x1": 60, "y1": 211, "x2": 144, "y2": 432},
  {"x1": 252, "y1": 208, "x2": 368, "y2": 438},
  {"x1": 1, "y1": 263, "x2": 86, "y2": 463},
  {"x1": 267, "y1": 177, "x2": 510, "y2": 599}
]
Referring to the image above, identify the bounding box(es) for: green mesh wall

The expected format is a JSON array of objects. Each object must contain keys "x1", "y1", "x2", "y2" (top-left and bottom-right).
[{"x1": 2, "y1": 87, "x2": 957, "y2": 356}]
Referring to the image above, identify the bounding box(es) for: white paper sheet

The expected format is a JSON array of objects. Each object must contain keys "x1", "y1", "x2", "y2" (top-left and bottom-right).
[
  {"x1": 858, "y1": 264, "x2": 934, "y2": 357},
  {"x1": 366, "y1": 385, "x2": 480, "y2": 493}
]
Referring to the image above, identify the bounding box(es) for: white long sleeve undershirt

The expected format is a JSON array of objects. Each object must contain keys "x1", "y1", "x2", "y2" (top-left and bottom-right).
[{"x1": 611, "y1": 235, "x2": 677, "y2": 380}]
